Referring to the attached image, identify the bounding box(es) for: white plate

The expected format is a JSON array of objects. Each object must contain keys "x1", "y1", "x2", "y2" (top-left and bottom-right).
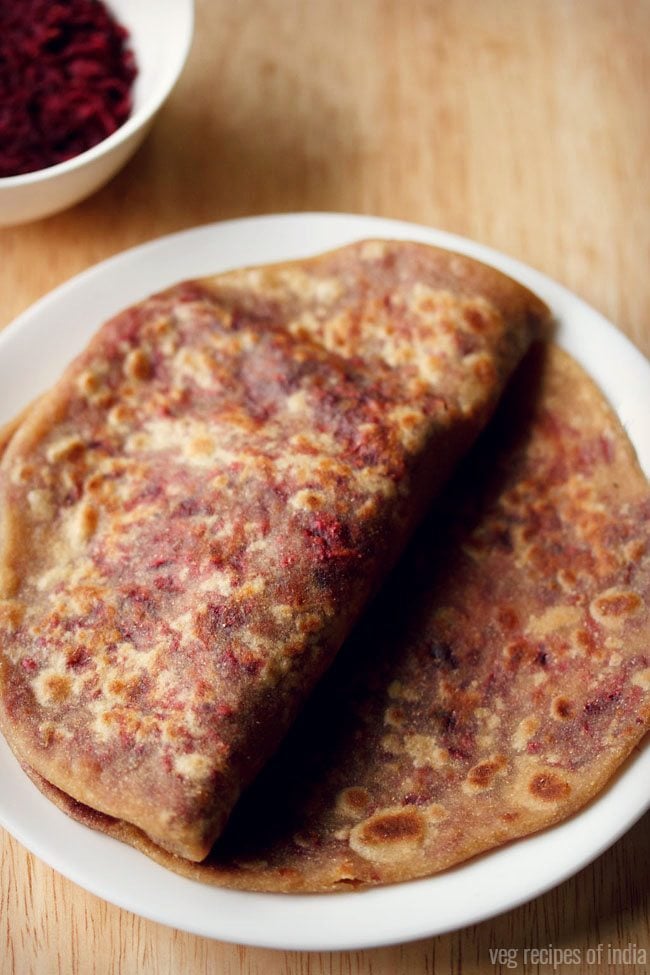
[{"x1": 0, "y1": 213, "x2": 648, "y2": 951}]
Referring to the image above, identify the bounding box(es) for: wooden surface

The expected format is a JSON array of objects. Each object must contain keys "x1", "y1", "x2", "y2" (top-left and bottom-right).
[{"x1": 1, "y1": 1, "x2": 648, "y2": 973}]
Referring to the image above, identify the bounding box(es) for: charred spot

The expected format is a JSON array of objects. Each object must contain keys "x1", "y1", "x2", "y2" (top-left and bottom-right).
[
  {"x1": 337, "y1": 786, "x2": 372, "y2": 816},
  {"x1": 552, "y1": 696, "x2": 574, "y2": 720},
  {"x1": 360, "y1": 809, "x2": 425, "y2": 845},
  {"x1": 384, "y1": 705, "x2": 406, "y2": 728},
  {"x1": 467, "y1": 755, "x2": 506, "y2": 788},
  {"x1": 464, "y1": 306, "x2": 489, "y2": 333},
  {"x1": 468, "y1": 764, "x2": 494, "y2": 787},
  {"x1": 344, "y1": 788, "x2": 369, "y2": 812},
  {"x1": 107, "y1": 676, "x2": 133, "y2": 700},
  {"x1": 594, "y1": 590, "x2": 641, "y2": 619},
  {"x1": 536, "y1": 649, "x2": 549, "y2": 667},
  {"x1": 44, "y1": 673, "x2": 71, "y2": 703},
  {"x1": 504, "y1": 639, "x2": 532, "y2": 671},
  {"x1": 574, "y1": 627, "x2": 599, "y2": 655},
  {"x1": 528, "y1": 771, "x2": 571, "y2": 802}
]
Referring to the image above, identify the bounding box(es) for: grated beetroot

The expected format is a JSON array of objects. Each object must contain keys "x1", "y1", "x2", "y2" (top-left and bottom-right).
[{"x1": 0, "y1": 0, "x2": 137, "y2": 178}]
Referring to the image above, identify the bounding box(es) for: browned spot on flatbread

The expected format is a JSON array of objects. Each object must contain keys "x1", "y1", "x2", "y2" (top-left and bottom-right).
[
  {"x1": 383, "y1": 705, "x2": 406, "y2": 729},
  {"x1": 78, "y1": 502, "x2": 99, "y2": 541},
  {"x1": 362, "y1": 809, "x2": 424, "y2": 843},
  {"x1": 464, "y1": 306, "x2": 488, "y2": 333},
  {"x1": 335, "y1": 786, "x2": 371, "y2": 819},
  {"x1": 590, "y1": 588, "x2": 642, "y2": 627},
  {"x1": 41, "y1": 674, "x2": 71, "y2": 704},
  {"x1": 123, "y1": 348, "x2": 151, "y2": 381},
  {"x1": 465, "y1": 754, "x2": 507, "y2": 791},
  {"x1": 349, "y1": 806, "x2": 428, "y2": 863},
  {"x1": 503, "y1": 638, "x2": 533, "y2": 670},
  {"x1": 551, "y1": 696, "x2": 575, "y2": 721},
  {"x1": 573, "y1": 627, "x2": 600, "y2": 655},
  {"x1": 472, "y1": 355, "x2": 497, "y2": 385},
  {"x1": 0, "y1": 599, "x2": 25, "y2": 633},
  {"x1": 528, "y1": 771, "x2": 571, "y2": 803}
]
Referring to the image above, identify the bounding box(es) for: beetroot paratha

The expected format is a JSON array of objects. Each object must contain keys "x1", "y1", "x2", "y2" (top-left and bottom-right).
[
  {"x1": 23, "y1": 344, "x2": 650, "y2": 889},
  {"x1": 0, "y1": 240, "x2": 546, "y2": 861}
]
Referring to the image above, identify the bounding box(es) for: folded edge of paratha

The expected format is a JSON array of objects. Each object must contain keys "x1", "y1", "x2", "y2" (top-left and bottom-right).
[{"x1": 0, "y1": 240, "x2": 548, "y2": 861}]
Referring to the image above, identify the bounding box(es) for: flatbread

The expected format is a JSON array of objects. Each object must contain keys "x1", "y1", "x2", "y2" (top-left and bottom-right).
[
  {"x1": 0, "y1": 240, "x2": 546, "y2": 861},
  {"x1": 0, "y1": 397, "x2": 40, "y2": 455},
  {"x1": 22, "y1": 344, "x2": 650, "y2": 889}
]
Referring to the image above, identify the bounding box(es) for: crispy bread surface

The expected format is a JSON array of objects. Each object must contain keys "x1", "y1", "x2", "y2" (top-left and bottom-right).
[
  {"x1": 22, "y1": 345, "x2": 649, "y2": 888},
  {"x1": 0, "y1": 240, "x2": 546, "y2": 860}
]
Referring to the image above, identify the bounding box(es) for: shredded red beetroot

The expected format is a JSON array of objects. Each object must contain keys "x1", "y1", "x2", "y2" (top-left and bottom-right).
[{"x1": 0, "y1": 0, "x2": 137, "y2": 178}]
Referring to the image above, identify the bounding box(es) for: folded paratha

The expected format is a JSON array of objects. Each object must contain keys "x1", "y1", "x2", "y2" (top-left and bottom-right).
[
  {"x1": 25, "y1": 344, "x2": 649, "y2": 890},
  {"x1": 0, "y1": 240, "x2": 546, "y2": 861}
]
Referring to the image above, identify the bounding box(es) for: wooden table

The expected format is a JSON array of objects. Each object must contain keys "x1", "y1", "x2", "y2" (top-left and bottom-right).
[{"x1": 1, "y1": 2, "x2": 648, "y2": 973}]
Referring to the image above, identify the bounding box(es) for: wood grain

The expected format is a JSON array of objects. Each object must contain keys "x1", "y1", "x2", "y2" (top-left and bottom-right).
[{"x1": 1, "y1": 1, "x2": 648, "y2": 973}]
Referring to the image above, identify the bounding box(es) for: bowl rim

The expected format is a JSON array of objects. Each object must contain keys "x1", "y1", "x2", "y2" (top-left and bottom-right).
[{"x1": 0, "y1": 0, "x2": 195, "y2": 188}]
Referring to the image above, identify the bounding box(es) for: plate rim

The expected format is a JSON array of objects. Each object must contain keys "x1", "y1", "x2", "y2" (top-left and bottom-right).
[{"x1": 0, "y1": 211, "x2": 648, "y2": 951}]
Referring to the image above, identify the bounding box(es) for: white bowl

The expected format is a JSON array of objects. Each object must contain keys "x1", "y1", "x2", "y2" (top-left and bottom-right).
[{"x1": 0, "y1": 0, "x2": 194, "y2": 227}]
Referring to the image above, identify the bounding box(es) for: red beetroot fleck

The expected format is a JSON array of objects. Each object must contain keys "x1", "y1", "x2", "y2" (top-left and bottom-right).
[
  {"x1": 21, "y1": 657, "x2": 38, "y2": 673},
  {"x1": 66, "y1": 647, "x2": 88, "y2": 669},
  {"x1": 154, "y1": 576, "x2": 183, "y2": 594},
  {"x1": 583, "y1": 689, "x2": 622, "y2": 716},
  {"x1": 306, "y1": 514, "x2": 360, "y2": 562},
  {"x1": 0, "y1": 0, "x2": 137, "y2": 177},
  {"x1": 149, "y1": 557, "x2": 172, "y2": 570}
]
